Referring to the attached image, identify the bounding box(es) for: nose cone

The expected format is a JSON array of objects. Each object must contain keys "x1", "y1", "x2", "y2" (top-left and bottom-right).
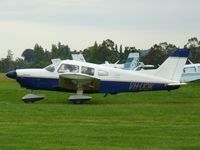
[{"x1": 6, "y1": 70, "x2": 17, "y2": 79}]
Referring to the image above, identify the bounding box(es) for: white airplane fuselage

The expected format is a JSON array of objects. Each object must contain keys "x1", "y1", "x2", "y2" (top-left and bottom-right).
[{"x1": 9, "y1": 60, "x2": 178, "y2": 93}]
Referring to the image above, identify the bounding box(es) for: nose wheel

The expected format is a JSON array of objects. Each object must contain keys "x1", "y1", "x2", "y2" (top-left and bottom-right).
[{"x1": 22, "y1": 90, "x2": 45, "y2": 103}]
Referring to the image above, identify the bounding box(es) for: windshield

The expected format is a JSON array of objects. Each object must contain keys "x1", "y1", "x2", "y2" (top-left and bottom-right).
[{"x1": 45, "y1": 62, "x2": 60, "y2": 72}]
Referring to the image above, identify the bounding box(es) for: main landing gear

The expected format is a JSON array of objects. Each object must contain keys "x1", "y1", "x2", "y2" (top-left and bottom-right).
[
  {"x1": 22, "y1": 90, "x2": 91, "y2": 104},
  {"x1": 68, "y1": 90, "x2": 91, "y2": 104}
]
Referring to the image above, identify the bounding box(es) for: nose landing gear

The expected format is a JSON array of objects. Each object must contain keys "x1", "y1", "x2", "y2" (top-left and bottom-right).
[{"x1": 22, "y1": 90, "x2": 45, "y2": 103}]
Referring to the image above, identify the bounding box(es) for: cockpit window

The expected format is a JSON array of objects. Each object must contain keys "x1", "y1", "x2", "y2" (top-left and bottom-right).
[
  {"x1": 58, "y1": 64, "x2": 79, "y2": 73},
  {"x1": 45, "y1": 61, "x2": 61, "y2": 72},
  {"x1": 184, "y1": 67, "x2": 196, "y2": 73},
  {"x1": 45, "y1": 64, "x2": 56, "y2": 72},
  {"x1": 81, "y1": 66, "x2": 95, "y2": 76},
  {"x1": 46, "y1": 65, "x2": 55, "y2": 72}
]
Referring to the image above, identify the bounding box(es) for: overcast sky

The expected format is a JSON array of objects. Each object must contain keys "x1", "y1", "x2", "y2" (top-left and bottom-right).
[{"x1": 0, "y1": 0, "x2": 200, "y2": 58}]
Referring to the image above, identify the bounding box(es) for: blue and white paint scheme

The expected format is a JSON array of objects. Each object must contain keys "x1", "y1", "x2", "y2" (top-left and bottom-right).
[{"x1": 6, "y1": 48, "x2": 189, "y2": 103}]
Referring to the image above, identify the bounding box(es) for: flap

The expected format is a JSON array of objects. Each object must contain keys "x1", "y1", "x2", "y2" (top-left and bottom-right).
[{"x1": 59, "y1": 74, "x2": 100, "y2": 91}]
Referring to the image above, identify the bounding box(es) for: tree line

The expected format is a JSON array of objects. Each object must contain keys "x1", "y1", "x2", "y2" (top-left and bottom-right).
[{"x1": 0, "y1": 37, "x2": 200, "y2": 73}]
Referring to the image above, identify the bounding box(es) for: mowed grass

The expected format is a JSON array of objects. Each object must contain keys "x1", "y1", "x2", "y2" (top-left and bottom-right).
[{"x1": 0, "y1": 73, "x2": 200, "y2": 150}]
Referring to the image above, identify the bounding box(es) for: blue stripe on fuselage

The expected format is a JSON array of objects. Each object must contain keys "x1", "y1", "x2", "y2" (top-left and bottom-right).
[
  {"x1": 16, "y1": 77, "x2": 179, "y2": 93},
  {"x1": 99, "y1": 81, "x2": 179, "y2": 93}
]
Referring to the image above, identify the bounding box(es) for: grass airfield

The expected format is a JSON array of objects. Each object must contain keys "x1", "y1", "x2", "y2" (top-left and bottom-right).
[{"x1": 0, "y1": 73, "x2": 200, "y2": 150}]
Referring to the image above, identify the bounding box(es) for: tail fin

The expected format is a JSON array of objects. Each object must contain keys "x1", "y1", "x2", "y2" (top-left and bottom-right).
[
  {"x1": 155, "y1": 48, "x2": 190, "y2": 81},
  {"x1": 123, "y1": 53, "x2": 140, "y2": 70}
]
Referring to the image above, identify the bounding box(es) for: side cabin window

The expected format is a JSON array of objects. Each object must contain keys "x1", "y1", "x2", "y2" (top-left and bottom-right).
[
  {"x1": 58, "y1": 64, "x2": 79, "y2": 73},
  {"x1": 184, "y1": 67, "x2": 196, "y2": 73},
  {"x1": 81, "y1": 66, "x2": 95, "y2": 76},
  {"x1": 198, "y1": 66, "x2": 200, "y2": 72},
  {"x1": 98, "y1": 69, "x2": 109, "y2": 76}
]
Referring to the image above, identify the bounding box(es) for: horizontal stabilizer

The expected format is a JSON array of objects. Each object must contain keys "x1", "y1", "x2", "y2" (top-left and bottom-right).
[{"x1": 167, "y1": 83, "x2": 186, "y2": 86}]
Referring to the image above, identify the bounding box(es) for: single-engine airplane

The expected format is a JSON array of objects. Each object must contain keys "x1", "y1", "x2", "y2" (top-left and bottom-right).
[{"x1": 6, "y1": 48, "x2": 189, "y2": 104}]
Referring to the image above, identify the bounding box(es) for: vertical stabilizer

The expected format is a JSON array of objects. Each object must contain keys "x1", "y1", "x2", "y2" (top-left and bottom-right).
[
  {"x1": 155, "y1": 48, "x2": 190, "y2": 81},
  {"x1": 124, "y1": 53, "x2": 140, "y2": 70}
]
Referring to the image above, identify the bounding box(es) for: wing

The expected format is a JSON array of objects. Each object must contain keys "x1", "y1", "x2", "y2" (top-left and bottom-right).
[{"x1": 59, "y1": 74, "x2": 100, "y2": 92}]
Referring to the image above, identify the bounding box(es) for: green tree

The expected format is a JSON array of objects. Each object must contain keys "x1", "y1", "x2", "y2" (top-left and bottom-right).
[
  {"x1": 0, "y1": 50, "x2": 15, "y2": 72},
  {"x1": 51, "y1": 44, "x2": 59, "y2": 59},
  {"x1": 185, "y1": 37, "x2": 200, "y2": 63},
  {"x1": 50, "y1": 42, "x2": 72, "y2": 60},
  {"x1": 14, "y1": 58, "x2": 26, "y2": 69},
  {"x1": 142, "y1": 42, "x2": 176, "y2": 67},
  {"x1": 82, "y1": 39, "x2": 140, "y2": 64},
  {"x1": 7, "y1": 50, "x2": 15, "y2": 71},
  {"x1": 83, "y1": 42, "x2": 99, "y2": 63},
  {"x1": 58, "y1": 43, "x2": 71, "y2": 60},
  {"x1": 32, "y1": 44, "x2": 47, "y2": 68},
  {"x1": 21, "y1": 49, "x2": 33, "y2": 62}
]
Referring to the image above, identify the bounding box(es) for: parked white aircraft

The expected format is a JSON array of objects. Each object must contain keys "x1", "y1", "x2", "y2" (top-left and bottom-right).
[
  {"x1": 102, "y1": 60, "x2": 124, "y2": 69},
  {"x1": 6, "y1": 48, "x2": 189, "y2": 104},
  {"x1": 181, "y1": 61, "x2": 200, "y2": 82},
  {"x1": 102, "y1": 52, "x2": 154, "y2": 70},
  {"x1": 71, "y1": 52, "x2": 142, "y2": 70}
]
